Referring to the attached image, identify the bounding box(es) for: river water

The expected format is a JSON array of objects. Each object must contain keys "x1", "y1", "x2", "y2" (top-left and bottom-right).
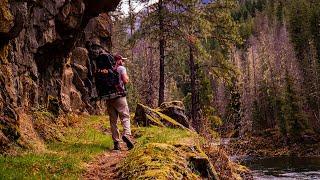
[
  {"x1": 241, "y1": 156, "x2": 320, "y2": 179},
  {"x1": 218, "y1": 138, "x2": 320, "y2": 179}
]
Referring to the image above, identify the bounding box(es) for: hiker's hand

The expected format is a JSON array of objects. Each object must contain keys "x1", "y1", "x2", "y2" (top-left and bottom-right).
[{"x1": 101, "y1": 69, "x2": 108, "y2": 74}]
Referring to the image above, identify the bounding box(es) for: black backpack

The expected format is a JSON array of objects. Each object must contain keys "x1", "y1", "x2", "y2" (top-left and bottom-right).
[{"x1": 94, "y1": 53, "x2": 125, "y2": 100}]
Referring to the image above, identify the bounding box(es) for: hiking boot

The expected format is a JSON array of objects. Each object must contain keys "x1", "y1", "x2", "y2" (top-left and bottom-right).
[
  {"x1": 122, "y1": 135, "x2": 134, "y2": 150},
  {"x1": 113, "y1": 141, "x2": 121, "y2": 151}
]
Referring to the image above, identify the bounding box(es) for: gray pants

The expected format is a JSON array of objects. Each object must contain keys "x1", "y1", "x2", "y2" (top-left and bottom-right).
[{"x1": 106, "y1": 97, "x2": 131, "y2": 142}]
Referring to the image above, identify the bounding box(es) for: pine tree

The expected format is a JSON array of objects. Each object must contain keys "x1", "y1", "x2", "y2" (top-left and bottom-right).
[{"x1": 281, "y1": 70, "x2": 306, "y2": 141}]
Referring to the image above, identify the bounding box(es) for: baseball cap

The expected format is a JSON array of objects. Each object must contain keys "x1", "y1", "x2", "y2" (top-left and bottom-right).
[{"x1": 114, "y1": 54, "x2": 128, "y2": 61}]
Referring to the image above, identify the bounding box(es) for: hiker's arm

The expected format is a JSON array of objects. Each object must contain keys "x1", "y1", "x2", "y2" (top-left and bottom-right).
[
  {"x1": 119, "y1": 66, "x2": 129, "y2": 84},
  {"x1": 122, "y1": 73, "x2": 129, "y2": 84}
]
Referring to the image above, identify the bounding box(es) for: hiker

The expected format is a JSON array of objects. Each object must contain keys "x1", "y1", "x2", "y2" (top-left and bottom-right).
[{"x1": 101, "y1": 54, "x2": 134, "y2": 151}]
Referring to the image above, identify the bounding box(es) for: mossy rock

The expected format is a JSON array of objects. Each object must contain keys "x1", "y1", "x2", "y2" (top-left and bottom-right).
[
  {"x1": 134, "y1": 103, "x2": 186, "y2": 129},
  {"x1": 158, "y1": 101, "x2": 191, "y2": 129},
  {"x1": 118, "y1": 142, "x2": 218, "y2": 180},
  {"x1": 118, "y1": 126, "x2": 219, "y2": 179}
]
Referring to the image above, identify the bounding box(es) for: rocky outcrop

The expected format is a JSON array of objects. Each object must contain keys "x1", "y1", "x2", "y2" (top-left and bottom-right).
[{"x1": 0, "y1": 0, "x2": 120, "y2": 149}]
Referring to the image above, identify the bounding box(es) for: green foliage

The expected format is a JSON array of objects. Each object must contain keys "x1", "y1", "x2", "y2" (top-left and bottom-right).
[
  {"x1": 232, "y1": 0, "x2": 267, "y2": 46},
  {"x1": 175, "y1": 0, "x2": 240, "y2": 130},
  {"x1": 252, "y1": 79, "x2": 279, "y2": 132},
  {"x1": 287, "y1": 0, "x2": 313, "y2": 60},
  {"x1": 279, "y1": 72, "x2": 308, "y2": 139},
  {"x1": 224, "y1": 79, "x2": 242, "y2": 135}
]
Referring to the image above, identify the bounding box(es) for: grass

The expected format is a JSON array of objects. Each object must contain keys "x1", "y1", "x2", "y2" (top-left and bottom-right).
[
  {"x1": 134, "y1": 126, "x2": 197, "y2": 146},
  {"x1": 0, "y1": 115, "x2": 113, "y2": 180}
]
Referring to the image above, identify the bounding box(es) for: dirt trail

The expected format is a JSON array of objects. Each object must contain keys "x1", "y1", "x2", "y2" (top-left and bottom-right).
[{"x1": 83, "y1": 147, "x2": 128, "y2": 180}]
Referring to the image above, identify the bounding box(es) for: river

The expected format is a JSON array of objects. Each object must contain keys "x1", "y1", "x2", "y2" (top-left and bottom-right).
[
  {"x1": 241, "y1": 156, "x2": 320, "y2": 179},
  {"x1": 219, "y1": 138, "x2": 320, "y2": 179}
]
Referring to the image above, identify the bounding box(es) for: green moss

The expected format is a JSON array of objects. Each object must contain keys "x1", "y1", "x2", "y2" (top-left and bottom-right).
[
  {"x1": 135, "y1": 103, "x2": 187, "y2": 129},
  {"x1": 119, "y1": 143, "x2": 200, "y2": 180},
  {"x1": 119, "y1": 127, "x2": 218, "y2": 179},
  {"x1": 156, "y1": 111, "x2": 186, "y2": 129},
  {"x1": 32, "y1": 109, "x2": 62, "y2": 142},
  {"x1": 145, "y1": 114, "x2": 164, "y2": 127}
]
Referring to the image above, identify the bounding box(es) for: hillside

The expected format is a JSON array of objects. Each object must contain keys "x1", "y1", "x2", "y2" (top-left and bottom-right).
[{"x1": 0, "y1": 104, "x2": 249, "y2": 179}]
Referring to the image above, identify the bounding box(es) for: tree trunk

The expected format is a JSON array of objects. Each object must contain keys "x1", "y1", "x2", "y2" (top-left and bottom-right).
[
  {"x1": 128, "y1": 0, "x2": 135, "y2": 60},
  {"x1": 252, "y1": 47, "x2": 257, "y2": 96},
  {"x1": 189, "y1": 45, "x2": 200, "y2": 132},
  {"x1": 158, "y1": 0, "x2": 165, "y2": 106}
]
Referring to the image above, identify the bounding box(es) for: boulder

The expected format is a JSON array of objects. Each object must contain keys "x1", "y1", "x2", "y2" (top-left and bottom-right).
[
  {"x1": 118, "y1": 142, "x2": 218, "y2": 180},
  {"x1": 158, "y1": 101, "x2": 192, "y2": 129},
  {"x1": 188, "y1": 156, "x2": 218, "y2": 179},
  {"x1": 134, "y1": 103, "x2": 187, "y2": 129}
]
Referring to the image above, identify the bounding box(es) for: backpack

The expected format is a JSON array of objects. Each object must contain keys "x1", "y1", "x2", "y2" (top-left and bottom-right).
[{"x1": 94, "y1": 53, "x2": 126, "y2": 100}]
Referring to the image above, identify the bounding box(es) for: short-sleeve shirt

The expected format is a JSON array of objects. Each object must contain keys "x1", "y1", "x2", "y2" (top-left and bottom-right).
[{"x1": 117, "y1": 66, "x2": 127, "y2": 90}]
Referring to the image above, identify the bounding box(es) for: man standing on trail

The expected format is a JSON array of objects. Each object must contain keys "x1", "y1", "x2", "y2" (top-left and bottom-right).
[{"x1": 105, "y1": 54, "x2": 134, "y2": 151}]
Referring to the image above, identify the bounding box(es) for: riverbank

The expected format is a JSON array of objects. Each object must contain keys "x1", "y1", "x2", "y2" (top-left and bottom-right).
[
  {"x1": 222, "y1": 130, "x2": 320, "y2": 179},
  {"x1": 224, "y1": 130, "x2": 320, "y2": 158}
]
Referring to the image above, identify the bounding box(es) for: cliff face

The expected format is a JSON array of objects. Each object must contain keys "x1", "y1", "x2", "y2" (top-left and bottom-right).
[{"x1": 0, "y1": 0, "x2": 120, "y2": 148}]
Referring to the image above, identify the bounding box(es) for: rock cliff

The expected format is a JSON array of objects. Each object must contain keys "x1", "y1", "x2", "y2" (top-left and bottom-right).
[{"x1": 0, "y1": 0, "x2": 120, "y2": 149}]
